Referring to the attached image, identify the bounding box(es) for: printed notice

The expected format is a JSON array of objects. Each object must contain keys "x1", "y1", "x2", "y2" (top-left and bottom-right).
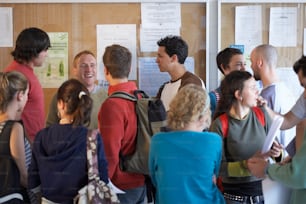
[
  {"x1": 0, "y1": 7, "x2": 13, "y2": 47},
  {"x1": 269, "y1": 7, "x2": 297, "y2": 47},
  {"x1": 96, "y1": 24, "x2": 137, "y2": 80},
  {"x1": 34, "y1": 32, "x2": 69, "y2": 88}
]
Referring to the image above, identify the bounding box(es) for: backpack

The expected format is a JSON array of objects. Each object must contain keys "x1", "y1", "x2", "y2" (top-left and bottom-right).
[
  {"x1": 216, "y1": 107, "x2": 265, "y2": 191},
  {"x1": 110, "y1": 90, "x2": 167, "y2": 175}
]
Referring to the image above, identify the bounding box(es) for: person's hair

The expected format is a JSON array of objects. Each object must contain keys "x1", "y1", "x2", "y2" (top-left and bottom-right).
[
  {"x1": 73, "y1": 50, "x2": 96, "y2": 68},
  {"x1": 254, "y1": 44, "x2": 278, "y2": 68},
  {"x1": 216, "y1": 48, "x2": 243, "y2": 74},
  {"x1": 157, "y1": 35, "x2": 188, "y2": 64},
  {"x1": 214, "y1": 70, "x2": 252, "y2": 120},
  {"x1": 293, "y1": 55, "x2": 306, "y2": 77},
  {"x1": 168, "y1": 84, "x2": 211, "y2": 130},
  {"x1": 57, "y1": 79, "x2": 93, "y2": 127},
  {"x1": 0, "y1": 71, "x2": 28, "y2": 113},
  {"x1": 11, "y1": 27, "x2": 51, "y2": 64},
  {"x1": 103, "y1": 44, "x2": 131, "y2": 79}
]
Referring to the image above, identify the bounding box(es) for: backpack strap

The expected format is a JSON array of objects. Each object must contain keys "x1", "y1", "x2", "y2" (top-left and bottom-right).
[
  {"x1": 219, "y1": 113, "x2": 229, "y2": 138},
  {"x1": 110, "y1": 91, "x2": 137, "y2": 101},
  {"x1": 252, "y1": 107, "x2": 265, "y2": 126}
]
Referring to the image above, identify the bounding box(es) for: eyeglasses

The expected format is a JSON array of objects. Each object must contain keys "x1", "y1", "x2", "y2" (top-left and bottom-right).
[{"x1": 79, "y1": 63, "x2": 96, "y2": 69}]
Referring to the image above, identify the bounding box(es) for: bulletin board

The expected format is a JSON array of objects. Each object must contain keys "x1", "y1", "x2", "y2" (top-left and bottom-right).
[
  {"x1": 219, "y1": 2, "x2": 304, "y2": 67},
  {"x1": 0, "y1": 2, "x2": 206, "y2": 115}
]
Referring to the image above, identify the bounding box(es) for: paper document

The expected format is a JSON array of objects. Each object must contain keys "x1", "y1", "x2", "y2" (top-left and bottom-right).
[
  {"x1": 261, "y1": 115, "x2": 284, "y2": 153},
  {"x1": 108, "y1": 179, "x2": 125, "y2": 194}
]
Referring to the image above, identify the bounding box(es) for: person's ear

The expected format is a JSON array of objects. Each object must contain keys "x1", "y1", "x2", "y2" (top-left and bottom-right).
[
  {"x1": 57, "y1": 99, "x2": 65, "y2": 111},
  {"x1": 171, "y1": 54, "x2": 178, "y2": 63},
  {"x1": 221, "y1": 64, "x2": 228, "y2": 75},
  {"x1": 234, "y1": 90, "x2": 242, "y2": 101},
  {"x1": 16, "y1": 91, "x2": 24, "y2": 102}
]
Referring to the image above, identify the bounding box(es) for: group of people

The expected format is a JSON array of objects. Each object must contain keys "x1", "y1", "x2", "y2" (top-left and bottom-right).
[{"x1": 0, "y1": 26, "x2": 305, "y2": 204}]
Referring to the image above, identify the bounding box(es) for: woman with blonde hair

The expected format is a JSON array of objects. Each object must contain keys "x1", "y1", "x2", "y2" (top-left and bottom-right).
[{"x1": 149, "y1": 84, "x2": 225, "y2": 204}]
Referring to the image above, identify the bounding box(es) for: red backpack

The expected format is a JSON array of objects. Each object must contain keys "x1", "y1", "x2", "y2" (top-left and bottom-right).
[{"x1": 216, "y1": 107, "x2": 265, "y2": 191}]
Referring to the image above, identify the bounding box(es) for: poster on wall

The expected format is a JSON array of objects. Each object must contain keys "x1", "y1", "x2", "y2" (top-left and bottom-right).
[{"x1": 34, "y1": 32, "x2": 69, "y2": 88}]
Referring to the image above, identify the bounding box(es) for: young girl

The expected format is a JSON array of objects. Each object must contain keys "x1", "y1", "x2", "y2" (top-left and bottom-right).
[
  {"x1": 28, "y1": 79, "x2": 109, "y2": 203},
  {"x1": 211, "y1": 70, "x2": 282, "y2": 204},
  {"x1": 0, "y1": 71, "x2": 30, "y2": 203}
]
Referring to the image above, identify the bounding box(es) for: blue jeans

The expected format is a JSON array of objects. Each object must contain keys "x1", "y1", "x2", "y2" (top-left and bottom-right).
[{"x1": 117, "y1": 185, "x2": 146, "y2": 204}]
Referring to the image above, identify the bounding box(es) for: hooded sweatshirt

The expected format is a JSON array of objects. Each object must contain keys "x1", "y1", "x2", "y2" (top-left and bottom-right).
[{"x1": 28, "y1": 124, "x2": 108, "y2": 203}]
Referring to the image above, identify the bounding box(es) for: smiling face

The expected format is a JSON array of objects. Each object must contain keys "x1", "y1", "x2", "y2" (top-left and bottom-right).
[
  {"x1": 72, "y1": 53, "x2": 97, "y2": 92},
  {"x1": 223, "y1": 54, "x2": 246, "y2": 75}
]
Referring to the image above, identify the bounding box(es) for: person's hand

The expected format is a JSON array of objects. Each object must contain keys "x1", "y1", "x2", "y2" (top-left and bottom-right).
[
  {"x1": 247, "y1": 157, "x2": 268, "y2": 178},
  {"x1": 268, "y1": 141, "x2": 283, "y2": 158},
  {"x1": 257, "y1": 96, "x2": 267, "y2": 107}
]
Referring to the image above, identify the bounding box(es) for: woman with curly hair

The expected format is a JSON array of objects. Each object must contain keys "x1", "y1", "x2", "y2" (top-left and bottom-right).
[{"x1": 149, "y1": 84, "x2": 225, "y2": 204}]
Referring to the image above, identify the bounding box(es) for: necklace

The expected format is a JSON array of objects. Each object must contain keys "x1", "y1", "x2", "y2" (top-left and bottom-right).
[{"x1": 59, "y1": 118, "x2": 73, "y2": 124}]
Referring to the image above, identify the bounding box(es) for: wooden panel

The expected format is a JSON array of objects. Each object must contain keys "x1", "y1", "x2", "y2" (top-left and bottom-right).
[{"x1": 0, "y1": 3, "x2": 206, "y2": 116}]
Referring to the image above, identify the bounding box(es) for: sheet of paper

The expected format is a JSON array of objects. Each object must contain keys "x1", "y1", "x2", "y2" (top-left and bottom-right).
[
  {"x1": 138, "y1": 57, "x2": 195, "y2": 97},
  {"x1": 0, "y1": 7, "x2": 13, "y2": 47},
  {"x1": 235, "y1": 5, "x2": 262, "y2": 55},
  {"x1": 140, "y1": 26, "x2": 180, "y2": 52},
  {"x1": 276, "y1": 67, "x2": 304, "y2": 99},
  {"x1": 34, "y1": 32, "x2": 69, "y2": 88},
  {"x1": 141, "y1": 3, "x2": 181, "y2": 28},
  {"x1": 261, "y1": 115, "x2": 284, "y2": 154},
  {"x1": 269, "y1": 7, "x2": 297, "y2": 47},
  {"x1": 138, "y1": 57, "x2": 170, "y2": 97},
  {"x1": 96, "y1": 24, "x2": 137, "y2": 80}
]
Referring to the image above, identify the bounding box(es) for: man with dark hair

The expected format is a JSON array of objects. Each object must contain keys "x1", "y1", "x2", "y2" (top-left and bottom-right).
[
  {"x1": 5, "y1": 27, "x2": 51, "y2": 142},
  {"x1": 98, "y1": 44, "x2": 146, "y2": 204},
  {"x1": 209, "y1": 47, "x2": 245, "y2": 117},
  {"x1": 156, "y1": 35, "x2": 205, "y2": 111},
  {"x1": 46, "y1": 50, "x2": 107, "y2": 129}
]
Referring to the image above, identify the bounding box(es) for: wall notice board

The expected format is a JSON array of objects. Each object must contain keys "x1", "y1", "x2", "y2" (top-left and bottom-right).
[
  {"x1": 220, "y1": 2, "x2": 304, "y2": 68},
  {"x1": 0, "y1": 2, "x2": 206, "y2": 116}
]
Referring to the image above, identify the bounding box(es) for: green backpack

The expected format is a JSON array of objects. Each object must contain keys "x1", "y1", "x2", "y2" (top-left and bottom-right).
[{"x1": 110, "y1": 90, "x2": 167, "y2": 175}]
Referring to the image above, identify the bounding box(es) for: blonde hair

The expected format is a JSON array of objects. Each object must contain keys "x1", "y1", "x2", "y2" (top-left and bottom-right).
[{"x1": 168, "y1": 84, "x2": 211, "y2": 130}]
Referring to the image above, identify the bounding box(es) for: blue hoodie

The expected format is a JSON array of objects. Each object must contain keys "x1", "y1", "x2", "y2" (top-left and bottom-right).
[{"x1": 28, "y1": 124, "x2": 108, "y2": 203}]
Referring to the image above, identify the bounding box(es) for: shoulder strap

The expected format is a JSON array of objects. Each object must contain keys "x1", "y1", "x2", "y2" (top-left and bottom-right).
[
  {"x1": 252, "y1": 107, "x2": 265, "y2": 126},
  {"x1": 219, "y1": 113, "x2": 229, "y2": 138},
  {"x1": 109, "y1": 91, "x2": 137, "y2": 102},
  {"x1": 86, "y1": 129, "x2": 100, "y2": 181}
]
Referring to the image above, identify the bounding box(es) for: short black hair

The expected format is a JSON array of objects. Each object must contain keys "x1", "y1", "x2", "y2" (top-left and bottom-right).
[
  {"x1": 216, "y1": 48, "x2": 243, "y2": 74},
  {"x1": 11, "y1": 27, "x2": 51, "y2": 63},
  {"x1": 157, "y1": 35, "x2": 188, "y2": 64},
  {"x1": 293, "y1": 55, "x2": 306, "y2": 77}
]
